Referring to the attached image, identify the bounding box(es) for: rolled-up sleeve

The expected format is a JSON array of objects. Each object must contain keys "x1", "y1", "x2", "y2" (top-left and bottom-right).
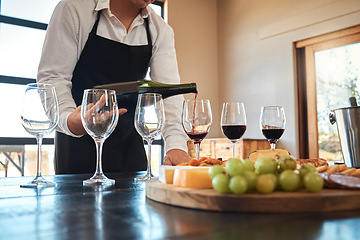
[
  {"x1": 149, "y1": 23, "x2": 189, "y2": 153},
  {"x1": 37, "y1": 1, "x2": 81, "y2": 137}
]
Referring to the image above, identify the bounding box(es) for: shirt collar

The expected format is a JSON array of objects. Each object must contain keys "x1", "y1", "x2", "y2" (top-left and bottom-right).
[
  {"x1": 95, "y1": 0, "x2": 109, "y2": 11},
  {"x1": 140, "y1": 7, "x2": 150, "y2": 19},
  {"x1": 95, "y1": 0, "x2": 150, "y2": 19}
]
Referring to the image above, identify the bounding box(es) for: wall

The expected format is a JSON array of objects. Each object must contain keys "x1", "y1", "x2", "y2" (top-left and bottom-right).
[
  {"x1": 167, "y1": 0, "x2": 360, "y2": 157},
  {"x1": 217, "y1": 0, "x2": 360, "y2": 157},
  {"x1": 167, "y1": 0, "x2": 220, "y2": 138}
]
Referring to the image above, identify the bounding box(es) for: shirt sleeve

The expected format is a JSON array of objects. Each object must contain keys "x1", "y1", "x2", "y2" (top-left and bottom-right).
[
  {"x1": 149, "y1": 22, "x2": 189, "y2": 153},
  {"x1": 37, "y1": 1, "x2": 82, "y2": 137}
]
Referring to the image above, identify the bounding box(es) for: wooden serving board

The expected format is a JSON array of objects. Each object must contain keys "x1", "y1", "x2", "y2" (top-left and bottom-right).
[{"x1": 146, "y1": 180, "x2": 360, "y2": 213}]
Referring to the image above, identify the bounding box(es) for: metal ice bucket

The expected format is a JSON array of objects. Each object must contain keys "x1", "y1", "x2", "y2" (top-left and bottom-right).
[{"x1": 329, "y1": 106, "x2": 360, "y2": 168}]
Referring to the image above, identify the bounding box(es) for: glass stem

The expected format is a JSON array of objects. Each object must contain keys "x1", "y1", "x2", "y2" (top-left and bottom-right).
[
  {"x1": 147, "y1": 139, "x2": 153, "y2": 177},
  {"x1": 195, "y1": 143, "x2": 200, "y2": 160},
  {"x1": 95, "y1": 139, "x2": 105, "y2": 175},
  {"x1": 270, "y1": 141, "x2": 276, "y2": 150},
  {"x1": 36, "y1": 135, "x2": 43, "y2": 178},
  {"x1": 232, "y1": 141, "x2": 236, "y2": 158}
]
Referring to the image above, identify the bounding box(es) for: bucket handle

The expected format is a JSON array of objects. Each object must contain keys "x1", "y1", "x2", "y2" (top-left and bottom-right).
[{"x1": 329, "y1": 112, "x2": 336, "y2": 125}]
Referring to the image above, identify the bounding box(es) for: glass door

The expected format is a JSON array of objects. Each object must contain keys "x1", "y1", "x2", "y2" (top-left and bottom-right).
[
  {"x1": 315, "y1": 43, "x2": 360, "y2": 161},
  {"x1": 295, "y1": 25, "x2": 360, "y2": 160}
]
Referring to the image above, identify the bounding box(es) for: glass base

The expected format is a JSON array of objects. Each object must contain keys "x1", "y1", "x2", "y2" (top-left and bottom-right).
[
  {"x1": 134, "y1": 172, "x2": 157, "y2": 182},
  {"x1": 83, "y1": 173, "x2": 115, "y2": 186},
  {"x1": 20, "y1": 176, "x2": 56, "y2": 188}
]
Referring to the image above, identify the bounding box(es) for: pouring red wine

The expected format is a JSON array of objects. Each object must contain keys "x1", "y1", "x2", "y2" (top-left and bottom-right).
[{"x1": 182, "y1": 96, "x2": 212, "y2": 160}]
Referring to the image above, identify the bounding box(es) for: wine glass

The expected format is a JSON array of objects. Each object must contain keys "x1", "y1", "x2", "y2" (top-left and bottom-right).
[
  {"x1": 221, "y1": 102, "x2": 247, "y2": 158},
  {"x1": 260, "y1": 106, "x2": 286, "y2": 149},
  {"x1": 134, "y1": 93, "x2": 165, "y2": 181},
  {"x1": 20, "y1": 83, "x2": 59, "y2": 188},
  {"x1": 81, "y1": 89, "x2": 119, "y2": 186},
  {"x1": 182, "y1": 99, "x2": 212, "y2": 160}
]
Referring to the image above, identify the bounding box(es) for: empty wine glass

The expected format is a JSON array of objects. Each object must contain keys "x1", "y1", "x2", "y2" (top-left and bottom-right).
[
  {"x1": 182, "y1": 99, "x2": 212, "y2": 160},
  {"x1": 260, "y1": 106, "x2": 286, "y2": 149},
  {"x1": 81, "y1": 89, "x2": 119, "y2": 186},
  {"x1": 20, "y1": 83, "x2": 59, "y2": 188},
  {"x1": 134, "y1": 93, "x2": 165, "y2": 181},
  {"x1": 221, "y1": 102, "x2": 247, "y2": 158}
]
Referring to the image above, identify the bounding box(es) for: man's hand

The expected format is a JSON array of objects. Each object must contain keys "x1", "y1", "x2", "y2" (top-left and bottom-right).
[
  {"x1": 163, "y1": 149, "x2": 191, "y2": 166},
  {"x1": 67, "y1": 105, "x2": 127, "y2": 136}
]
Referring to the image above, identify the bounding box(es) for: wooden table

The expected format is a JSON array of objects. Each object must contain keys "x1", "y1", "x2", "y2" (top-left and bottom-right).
[{"x1": 1, "y1": 172, "x2": 360, "y2": 239}]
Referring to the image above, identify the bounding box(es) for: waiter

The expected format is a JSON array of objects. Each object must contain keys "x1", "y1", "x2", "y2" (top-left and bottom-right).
[{"x1": 38, "y1": 0, "x2": 191, "y2": 174}]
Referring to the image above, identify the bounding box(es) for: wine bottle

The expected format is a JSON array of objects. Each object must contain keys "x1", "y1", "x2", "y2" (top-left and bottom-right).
[
  {"x1": 94, "y1": 79, "x2": 197, "y2": 103},
  {"x1": 349, "y1": 96, "x2": 358, "y2": 107}
]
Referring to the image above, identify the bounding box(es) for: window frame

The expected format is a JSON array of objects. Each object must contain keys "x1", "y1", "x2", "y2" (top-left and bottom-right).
[
  {"x1": 0, "y1": 0, "x2": 165, "y2": 152},
  {"x1": 295, "y1": 25, "x2": 360, "y2": 159}
]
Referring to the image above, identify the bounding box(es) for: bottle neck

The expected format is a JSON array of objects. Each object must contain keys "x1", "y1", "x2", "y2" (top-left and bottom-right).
[
  {"x1": 139, "y1": 80, "x2": 197, "y2": 99},
  {"x1": 139, "y1": 80, "x2": 196, "y2": 89}
]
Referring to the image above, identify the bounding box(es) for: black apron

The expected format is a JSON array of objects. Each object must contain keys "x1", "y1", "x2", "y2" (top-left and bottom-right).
[{"x1": 55, "y1": 12, "x2": 151, "y2": 174}]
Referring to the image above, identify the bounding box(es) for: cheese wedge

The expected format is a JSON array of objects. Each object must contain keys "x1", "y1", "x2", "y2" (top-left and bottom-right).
[
  {"x1": 159, "y1": 165, "x2": 211, "y2": 185},
  {"x1": 159, "y1": 165, "x2": 177, "y2": 184},
  {"x1": 173, "y1": 168, "x2": 212, "y2": 189},
  {"x1": 248, "y1": 149, "x2": 290, "y2": 163},
  {"x1": 159, "y1": 165, "x2": 196, "y2": 184}
]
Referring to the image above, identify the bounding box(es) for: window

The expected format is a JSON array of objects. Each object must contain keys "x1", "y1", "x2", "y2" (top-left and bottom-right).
[
  {"x1": 0, "y1": 0, "x2": 165, "y2": 176},
  {"x1": 295, "y1": 25, "x2": 360, "y2": 160},
  {"x1": 0, "y1": 0, "x2": 60, "y2": 145}
]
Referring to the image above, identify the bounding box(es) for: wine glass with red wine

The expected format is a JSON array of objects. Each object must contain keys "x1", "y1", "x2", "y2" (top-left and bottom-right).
[
  {"x1": 182, "y1": 99, "x2": 212, "y2": 160},
  {"x1": 221, "y1": 102, "x2": 247, "y2": 158},
  {"x1": 260, "y1": 106, "x2": 286, "y2": 149}
]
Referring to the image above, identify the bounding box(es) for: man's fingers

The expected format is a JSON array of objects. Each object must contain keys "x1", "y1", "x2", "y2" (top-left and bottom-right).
[
  {"x1": 163, "y1": 158, "x2": 172, "y2": 166},
  {"x1": 118, "y1": 108, "x2": 127, "y2": 116},
  {"x1": 100, "y1": 108, "x2": 127, "y2": 121},
  {"x1": 88, "y1": 94, "x2": 107, "y2": 113}
]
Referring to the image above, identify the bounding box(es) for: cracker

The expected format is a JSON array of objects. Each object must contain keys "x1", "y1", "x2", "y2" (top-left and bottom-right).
[
  {"x1": 337, "y1": 164, "x2": 349, "y2": 172},
  {"x1": 325, "y1": 164, "x2": 348, "y2": 173},
  {"x1": 351, "y1": 169, "x2": 360, "y2": 176},
  {"x1": 341, "y1": 168, "x2": 356, "y2": 175},
  {"x1": 324, "y1": 165, "x2": 340, "y2": 173},
  {"x1": 316, "y1": 165, "x2": 328, "y2": 173}
]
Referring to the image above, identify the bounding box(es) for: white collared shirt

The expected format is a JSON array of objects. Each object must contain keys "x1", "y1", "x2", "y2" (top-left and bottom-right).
[{"x1": 38, "y1": 0, "x2": 188, "y2": 153}]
